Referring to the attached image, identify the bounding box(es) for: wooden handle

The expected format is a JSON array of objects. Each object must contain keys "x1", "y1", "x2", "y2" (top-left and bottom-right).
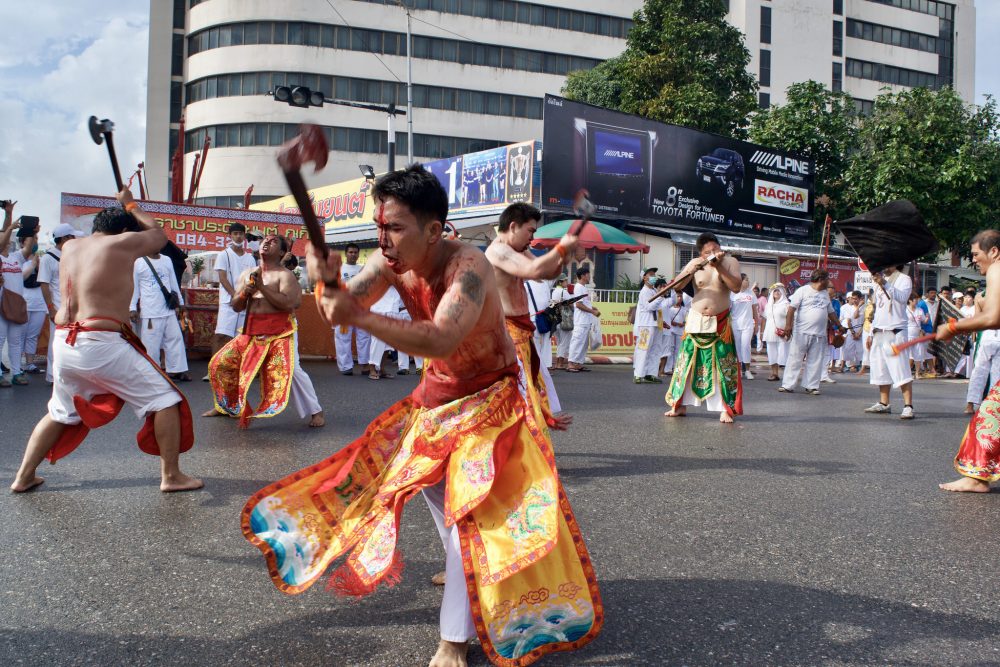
[{"x1": 104, "y1": 133, "x2": 124, "y2": 191}]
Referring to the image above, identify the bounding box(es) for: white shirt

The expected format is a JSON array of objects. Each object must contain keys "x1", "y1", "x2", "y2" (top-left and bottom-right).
[
  {"x1": 341, "y1": 262, "x2": 363, "y2": 284},
  {"x1": 37, "y1": 249, "x2": 62, "y2": 308},
  {"x1": 923, "y1": 298, "x2": 940, "y2": 324},
  {"x1": 961, "y1": 305, "x2": 976, "y2": 319},
  {"x1": 0, "y1": 251, "x2": 27, "y2": 298},
  {"x1": 371, "y1": 286, "x2": 403, "y2": 316},
  {"x1": 839, "y1": 303, "x2": 859, "y2": 331},
  {"x1": 664, "y1": 292, "x2": 691, "y2": 333},
  {"x1": 871, "y1": 271, "x2": 912, "y2": 331},
  {"x1": 131, "y1": 255, "x2": 184, "y2": 318},
  {"x1": 635, "y1": 284, "x2": 664, "y2": 328},
  {"x1": 525, "y1": 279, "x2": 552, "y2": 315},
  {"x1": 789, "y1": 284, "x2": 834, "y2": 336},
  {"x1": 20, "y1": 254, "x2": 45, "y2": 311},
  {"x1": 572, "y1": 282, "x2": 596, "y2": 324},
  {"x1": 215, "y1": 246, "x2": 258, "y2": 305},
  {"x1": 905, "y1": 306, "x2": 927, "y2": 337},
  {"x1": 763, "y1": 296, "x2": 790, "y2": 342},
  {"x1": 730, "y1": 289, "x2": 756, "y2": 330}
]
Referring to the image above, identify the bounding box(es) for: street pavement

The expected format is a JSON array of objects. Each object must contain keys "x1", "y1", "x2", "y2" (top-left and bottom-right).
[{"x1": 2, "y1": 359, "x2": 1000, "y2": 666}]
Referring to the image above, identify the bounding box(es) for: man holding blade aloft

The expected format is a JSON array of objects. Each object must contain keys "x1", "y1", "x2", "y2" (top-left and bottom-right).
[
  {"x1": 663, "y1": 232, "x2": 744, "y2": 422},
  {"x1": 243, "y1": 165, "x2": 601, "y2": 667}
]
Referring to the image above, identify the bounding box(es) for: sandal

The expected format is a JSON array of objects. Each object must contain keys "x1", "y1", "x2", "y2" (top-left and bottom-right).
[
  {"x1": 767, "y1": 375, "x2": 779, "y2": 381},
  {"x1": 565, "y1": 368, "x2": 581, "y2": 373}
]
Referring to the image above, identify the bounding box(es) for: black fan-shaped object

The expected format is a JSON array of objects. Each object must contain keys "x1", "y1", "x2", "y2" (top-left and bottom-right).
[{"x1": 834, "y1": 200, "x2": 938, "y2": 273}]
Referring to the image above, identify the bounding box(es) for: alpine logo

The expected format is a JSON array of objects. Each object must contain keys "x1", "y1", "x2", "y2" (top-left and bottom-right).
[
  {"x1": 603, "y1": 149, "x2": 635, "y2": 159},
  {"x1": 750, "y1": 150, "x2": 810, "y2": 175}
]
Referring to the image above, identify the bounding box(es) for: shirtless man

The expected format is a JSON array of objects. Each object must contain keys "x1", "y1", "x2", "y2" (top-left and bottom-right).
[
  {"x1": 11, "y1": 188, "x2": 202, "y2": 493},
  {"x1": 485, "y1": 202, "x2": 576, "y2": 428},
  {"x1": 936, "y1": 230, "x2": 1000, "y2": 493},
  {"x1": 204, "y1": 234, "x2": 324, "y2": 427},
  {"x1": 243, "y1": 166, "x2": 601, "y2": 667},
  {"x1": 663, "y1": 232, "x2": 743, "y2": 422}
]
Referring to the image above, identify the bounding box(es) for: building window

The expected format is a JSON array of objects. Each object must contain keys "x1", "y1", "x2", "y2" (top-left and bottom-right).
[
  {"x1": 853, "y1": 98, "x2": 874, "y2": 115},
  {"x1": 187, "y1": 22, "x2": 601, "y2": 77},
  {"x1": 171, "y1": 33, "x2": 185, "y2": 77},
  {"x1": 833, "y1": 0, "x2": 843, "y2": 14},
  {"x1": 846, "y1": 18, "x2": 939, "y2": 54},
  {"x1": 172, "y1": 0, "x2": 186, "y2": 30},
  {"x1": 185, "y1": 122, "x2": 509, "y2": 160},
  {"x1": 863, "y1": 0, "x2": 954, "y2": 20},
  {"x1": 833, "y1": 21, "x2": 843, "y2": 56},
  {"x1": 759, "y1": 92, "x2": 770, "y2": 109},
  {"x1": 354, "y1": 0, "x2": 633, "y2": 39},
  {"x1": 760, "y1": 7, "x2": 772, "y2": 44},
  {"x1": 832, "y1": 62, "x2": 843, "y2": 92},
  {"x1": 759, "y1": 49, "x2": 771, "y2": 88},
  {"x1": 846, "y1": 58, "x2": 941, "y2": 89}
]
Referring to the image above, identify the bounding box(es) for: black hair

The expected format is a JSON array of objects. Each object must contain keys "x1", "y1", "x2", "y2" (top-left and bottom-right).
[
  {"x1": 696, "y1": 232, "x2": 720, "y2": 253},
  {"x1": 497, "y1": 203, "x2": 541, "y2": 232},
  {"x1": 576, "y1": 266, "x2": 590, "y2": 278},
  {"x1": 229, "y1": 222, "x2": 246, "y2": 234},
  {"x1": 345, "y1": 242, "x2": 360, "y2": 253},
  {"x1": 810, "y1": 269, "x2": 829, "y2": 283},
  {"x1": 940, "y1": 285, "x2": 952, "y2": 292},
  {"x1": 372, "y1": 164, "x2": 448, "y2": 227},
  {"x1": 275, "y1": 235, "x2": 289, "y2": 255},
  {"x1": 972, "y1": 230, "x2": 1000, "y2": 255},
  {"x1": 282, "y1": 253, "x2": 298, "y2": 270},
  {"x1": 92, "y1": 207, "x2": 133, "y2": 235},
  {"x1": 851, "y1": 290, "x2": 862, "y2": 299}
]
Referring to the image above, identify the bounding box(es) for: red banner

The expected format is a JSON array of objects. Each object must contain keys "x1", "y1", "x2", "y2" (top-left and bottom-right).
[
  {"x1": 778, "y1": 257, "x2": 858, "y2": 294},
  {"x1": 60, "y1": 193, "x2": 310, "y2": 255}
]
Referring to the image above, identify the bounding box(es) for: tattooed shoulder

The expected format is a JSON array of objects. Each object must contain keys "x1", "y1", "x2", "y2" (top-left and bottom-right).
[{"x1": 458, "y1": 270, "x2": 483, "y2": 305}]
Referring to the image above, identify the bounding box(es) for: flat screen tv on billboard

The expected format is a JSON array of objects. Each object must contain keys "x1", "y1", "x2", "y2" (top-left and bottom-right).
[{"x1": 541, "y1": 95, "x2": 814, "y2": 238}]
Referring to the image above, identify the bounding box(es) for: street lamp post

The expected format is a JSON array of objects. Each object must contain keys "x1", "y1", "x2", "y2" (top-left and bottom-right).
[{"x1": 271, "y1": 86, "x2": 406, "y2": 173}]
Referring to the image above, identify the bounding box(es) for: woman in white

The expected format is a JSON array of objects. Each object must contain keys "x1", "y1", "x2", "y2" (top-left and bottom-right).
[
  {"x1": 905, "y1": 295, "x2": 929, "y2": 377},
  {"x1": 549, "y1": 276, "x2": 573, "y2": 370},
  {"x1": 18, "y1": 234, "x2": 47, "y2": 375},
  {"x1": 954, "y1": 295, "x2": 977, "y2": 377},
  {"x1": 368, "y1": 286, "x2": 405, "y2": 379},
  {"x1": 761, "y1": 283, "x2": 790, "y2": 381},
  {"x1": 0, "y1": 206, "x2": 37, "y2": 387},
  {"x1": 729, "y1": 275, "x2": 758, "y2": 380}
]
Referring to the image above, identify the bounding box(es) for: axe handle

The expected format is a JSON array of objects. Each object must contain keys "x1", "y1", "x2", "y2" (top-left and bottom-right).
[
  {"x1": 104, "y1": 133, "x2": 124, "y2": 191},
  {"x1": 282, "y1": 168, "x2": 340, "y2": 289}
]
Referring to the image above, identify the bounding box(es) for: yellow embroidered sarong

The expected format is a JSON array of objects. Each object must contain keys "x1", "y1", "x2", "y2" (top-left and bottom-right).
[
  {"x1": 505, "y1": 315, "x2": 556, "y2": 428},
  {"x1": 209, "y1": 312, "x2": 296, "y2": 427},
  {"x1": 242, "y1": 374, "x2": 602, "y2": 665}
]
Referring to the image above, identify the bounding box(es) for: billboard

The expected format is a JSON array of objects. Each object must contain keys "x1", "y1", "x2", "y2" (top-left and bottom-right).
[
  {"x1": 60, "y1": 193, "x2": 311, "y2": 254},
  {"x1": 251, "y1": 177, "x2": 375, "y2": 234},
  {"x1": 541, "y1": 95, "x2": 814, "y2": 239},
  {"x1": 777, "y1": 257, "x2": 858, "y2": 294}
]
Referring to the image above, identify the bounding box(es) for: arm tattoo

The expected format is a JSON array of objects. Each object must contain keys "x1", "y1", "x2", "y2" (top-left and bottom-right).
[
  {"x1": 459, "y1": 271, "x2": 483, "y2": 305},
  {"x1": 350, "y1": 273, "x2": 376, "y2": 298}
]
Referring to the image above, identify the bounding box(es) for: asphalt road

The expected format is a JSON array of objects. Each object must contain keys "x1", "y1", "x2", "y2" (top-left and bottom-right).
[{"x1": 2, "y1": 359, "x2": 999, "y2": 666}]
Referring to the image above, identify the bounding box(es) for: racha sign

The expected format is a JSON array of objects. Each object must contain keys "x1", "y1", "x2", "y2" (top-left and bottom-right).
[
  {"x1": 754, "y1": 179, "x2": 809, "y2": 213},
  {"x1": 749, "y1": 150, "x2": 811, "y2": 175}
]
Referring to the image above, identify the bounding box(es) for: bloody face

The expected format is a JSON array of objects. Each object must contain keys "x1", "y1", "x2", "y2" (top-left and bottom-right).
[
  {"x1": 259, "y1": 235, "x2": 284, "y2": 261},
  {"x1": 375, "y1": 197, "x2": 437, "y2": 275}
]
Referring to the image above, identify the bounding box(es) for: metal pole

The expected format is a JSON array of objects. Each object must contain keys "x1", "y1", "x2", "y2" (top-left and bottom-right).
[
  {"x1": 406, "y1": 8, "x2": 413, "y2": 165},
  {"x1": 387, "y1": 112, "x2": 396, "y2": 172}
]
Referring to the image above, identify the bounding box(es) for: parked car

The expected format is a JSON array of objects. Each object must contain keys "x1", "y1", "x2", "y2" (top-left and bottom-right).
[{"x1": 696, "y1": 148, "x2": 745, "y2": 197}]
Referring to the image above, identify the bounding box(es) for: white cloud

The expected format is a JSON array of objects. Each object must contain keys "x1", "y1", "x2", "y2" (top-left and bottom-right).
[
  {"x1": 0, "y1": 10, "x2": 149, "y2": 239},
  {"x1": 975, "y1": 3, "x2": 1000, "y2": 103}
]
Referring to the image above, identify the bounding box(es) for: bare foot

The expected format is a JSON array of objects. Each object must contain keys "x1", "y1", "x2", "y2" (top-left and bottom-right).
[
  {"x1": 430, "y1": 570, "x2": 446, "y2": 586},
  {"x1": 964, "y1": 403, "x2": 976, "y2": 415},
  {"x1": 939, "y1": 477, "x2": 991, "y2": 493},
  {"x1": 308, "y1": 411, "x2": 325, "y2": 427},
  {"x1": 665, "y1": 406, "x2": 686, "y2": 417},
  {"x1": 202, "y1": 408, "x2": 223, "y2": 417},
  {"x1": 719, "y1": 412, "x2": 734, "y2": 424},
  {"x1": 550, "y1": 413, "x2": 573, "y2": 430},
  {"x1": 161, "y1": 473, "x2": 205, "y2": 493},
  {"x1": 11, "y1": 476, "x2": 45, "y2": 493},
  {"x1": 428, "y1": 640, "x2": 468, "y2": 667}
]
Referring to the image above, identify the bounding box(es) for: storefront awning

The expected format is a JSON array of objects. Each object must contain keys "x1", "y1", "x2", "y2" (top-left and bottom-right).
[{"x1": 624, "y1": 224, "x2": 856, "y2": 261}]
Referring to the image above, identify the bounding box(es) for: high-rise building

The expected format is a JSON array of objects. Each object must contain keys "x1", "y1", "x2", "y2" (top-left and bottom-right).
[
  {"x1": 146, "y1": 0, "x2": 976, "y2": 205},
  {"x1": 725, "y1": 0, "x2": 975, "y2": 111},
  {"x1": 145, "y1": 0, "x2": 642, "y2": 205}
]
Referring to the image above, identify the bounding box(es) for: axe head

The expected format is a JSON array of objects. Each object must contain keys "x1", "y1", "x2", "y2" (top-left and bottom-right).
[
  {"x1": 88, "y1": 116, "x2": 113, "y2": 145},
  {"x1": 572, "y1": 189, "x2": 595, "y2": 220},
  {"x1": 277, "y1": 124, "x2": 329, "y2": 173}
]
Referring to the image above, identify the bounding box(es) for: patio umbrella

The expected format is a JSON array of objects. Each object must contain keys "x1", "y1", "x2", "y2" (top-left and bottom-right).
[
  {"x1": 834, "y1": 200, "x2": 938, "y2": 273},
  {"x1": 530, "y1": 219, "x2": 649, "y2": 254}
]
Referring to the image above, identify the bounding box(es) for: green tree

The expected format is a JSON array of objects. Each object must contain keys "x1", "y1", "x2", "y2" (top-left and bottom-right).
[
  {"x1": 562, "y1": 0, "x2": 758, "y2": 139},
  {"x1": 844, "y1": 88, "x2": 1000, "y2": 253},
  {"x1": 749, "y1": 80, "x2": 859, "y2": 226}
]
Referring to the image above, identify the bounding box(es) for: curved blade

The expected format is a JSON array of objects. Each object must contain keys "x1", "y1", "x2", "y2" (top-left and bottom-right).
[
  {"x1": 277, "y1": 124, "x2": 329, "y2": 173},
  {"x1": 88, "y1": 116, "x2": 104, "y2": 145}
]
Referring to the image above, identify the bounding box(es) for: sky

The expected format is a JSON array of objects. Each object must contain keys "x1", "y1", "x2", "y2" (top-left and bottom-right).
[{"x1": 0, "y1": 1, "x2": 998, "y2": 241}]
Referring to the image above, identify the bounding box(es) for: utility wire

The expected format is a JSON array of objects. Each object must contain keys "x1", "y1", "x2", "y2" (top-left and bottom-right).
[{"x1": 322, "y1": 0, "x2": 404, "y2": 82}]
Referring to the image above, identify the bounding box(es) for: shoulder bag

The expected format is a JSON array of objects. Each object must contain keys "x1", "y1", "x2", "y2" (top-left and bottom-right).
[{"x1": 143, "y1": 257, "x2": 181, "y2": 311}]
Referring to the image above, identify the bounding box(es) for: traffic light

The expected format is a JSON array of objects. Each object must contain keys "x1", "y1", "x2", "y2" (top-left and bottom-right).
[{"x1": 273, "y1": 86, "x2": 325, "y2": 108}]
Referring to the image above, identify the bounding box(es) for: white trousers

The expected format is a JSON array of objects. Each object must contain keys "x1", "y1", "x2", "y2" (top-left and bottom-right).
[
  {"x1": 568, "y1": 320, "x2": 593, "y2": 364},
  {"x1": 334, "y1": 325, "x2": 371, "y2": 372},
  {"x1": 663, "y1": 331, "x2": 684, "y2": 372},
  {"x1": 422, "y1": 480, "x2": 476, "y2": 643},
  {"x1": 839, "y1": 336, "x2": 862, "y2": 365},
  {"x1": 861, "y1": 330, "x2": 872, "y2": 366},
  {"x1": 632, "y1": 325, "x2": 659, "y2": 378},
  {"x1": 290, "y1": 334, "x2": 322, "y2": 418},
  {"x1": 676, "y1": 371, "x2": 725, "y2": 412},
  {"x1": 21, "y1": 310, "x2": 47, "y2": 357},
  {"x1": 869, "y1": 330, "x2": 913, "y2": 388},
  {"x1": 734, "y1": 325, "x2": 753, "y2": 365},
  {"x1": 554, "y1": 327, "x2": 573, "y2": 359},
  {"x1": 46, "y1": 321, "x2": 56, "y2": 382},
  {"x1": 533, "y1": 330, "x2": 553, "y2": 369},
  {"x1": 139, "y1": 315, "x2": 189, "y2": 374},
  {"x1": 967, "y1": 340, "x2": 1000, "y2": 405},
  {"x1": 782, "y1": 333, "x2": 826, "y2": 391},
  {"x1": 397, "y1": 350, "x2": 423, "y2": 371},
  {"x1": 0, "y1": 313, "x2": 26, "y2": 376}
]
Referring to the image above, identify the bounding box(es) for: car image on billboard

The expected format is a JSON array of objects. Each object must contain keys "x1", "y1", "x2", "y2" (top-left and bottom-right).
[{"x1": 696, "y1": 148, "x2": 745, "y2": 197}]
